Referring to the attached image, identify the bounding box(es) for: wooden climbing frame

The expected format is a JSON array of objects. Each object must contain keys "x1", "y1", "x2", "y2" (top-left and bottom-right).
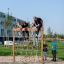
[{"x1": 12, "y1": 26, "x2": 44, "y2": 64}]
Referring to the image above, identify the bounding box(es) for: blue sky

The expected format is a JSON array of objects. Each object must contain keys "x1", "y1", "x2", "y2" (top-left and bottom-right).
[{"x1": 0, "y1": 0, "x2": 64, "y2": 34}]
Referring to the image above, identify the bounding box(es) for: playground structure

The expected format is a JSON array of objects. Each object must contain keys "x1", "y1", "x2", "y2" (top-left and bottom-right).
[
  {"x1": 0, "y1": 21, "x2": 64, "y2": 64},
  {"x1": 12, "y1": 25, "x2": 44, "y2": 64}
]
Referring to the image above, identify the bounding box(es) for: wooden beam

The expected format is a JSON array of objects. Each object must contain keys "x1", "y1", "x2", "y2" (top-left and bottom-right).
[
  {"x1": 12, "y1": 29, "x2": 15, "y2": 63},
  {"x1": 13, "y1": 27, "x2": 37, "y2": 32}
]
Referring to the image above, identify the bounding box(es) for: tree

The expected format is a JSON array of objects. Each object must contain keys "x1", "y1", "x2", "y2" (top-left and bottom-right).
[
  {"x1": 47, "y1": 27, "x2": 53, "y2": 38},
  {"x1": 3, "y1": 14, "x2": 12, "y2": 41}
]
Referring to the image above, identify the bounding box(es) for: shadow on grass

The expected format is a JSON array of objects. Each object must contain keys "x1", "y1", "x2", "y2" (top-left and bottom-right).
[{"x1": 59, "y1": 57, "x2": 64, "y2": 60}]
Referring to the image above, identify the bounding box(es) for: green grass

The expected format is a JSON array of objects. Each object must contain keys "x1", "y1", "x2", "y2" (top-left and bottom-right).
[
  {"x1": 0, "y1": 45, "x2": 20, "y2": 56},
  {"x1": 0, "y1": 40, "x2": 64, "y2": 60},
  {"x1": 0, "y1": 45, "x2": 12, "y2": 56}
]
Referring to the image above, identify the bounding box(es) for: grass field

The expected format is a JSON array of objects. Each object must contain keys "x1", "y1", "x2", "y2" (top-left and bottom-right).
[{"x1": 0, "y1": 40, "x2": 64, "y2": 60}]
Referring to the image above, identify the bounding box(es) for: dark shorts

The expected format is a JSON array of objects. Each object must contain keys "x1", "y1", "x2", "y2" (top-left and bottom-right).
[{"x1": 52, "y1": 50, "x2": 56, "y2": 54}]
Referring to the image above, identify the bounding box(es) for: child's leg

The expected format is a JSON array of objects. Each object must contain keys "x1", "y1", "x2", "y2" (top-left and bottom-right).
[
  {"x1": 32, "y1": 32, "x2": 36, "y2": 47},
  {"x1": 35, "y1": 33, "x2": 39, "y2": 47},
  {"x1": 43, "y1": 52, "x2": 47, "y2": 60},
  {"x1": 45, "y1": 52, "x2": 47, "y2": 60}
]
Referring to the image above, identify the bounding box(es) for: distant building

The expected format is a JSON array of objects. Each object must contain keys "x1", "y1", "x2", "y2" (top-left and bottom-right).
[{"x1": 0, "y1": 12, "x2": 29, "y2": 44}]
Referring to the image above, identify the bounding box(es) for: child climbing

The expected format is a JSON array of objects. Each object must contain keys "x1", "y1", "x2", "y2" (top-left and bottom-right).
[{"x1": 32, "y1": 16, "x2": 43, "y2": 48}]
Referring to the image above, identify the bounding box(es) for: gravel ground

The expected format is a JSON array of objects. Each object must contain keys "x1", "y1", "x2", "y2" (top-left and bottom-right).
[{"x1": 0, "y1": 56, "x2": 64, "y2": 64}]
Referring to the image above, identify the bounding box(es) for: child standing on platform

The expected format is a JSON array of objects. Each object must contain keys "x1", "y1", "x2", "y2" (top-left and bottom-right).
[{"x1": 32, "y1": 16, "x2": 43, "y2": 48}]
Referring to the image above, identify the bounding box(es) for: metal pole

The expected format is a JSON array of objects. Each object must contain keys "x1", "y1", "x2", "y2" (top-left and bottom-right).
[{"x1": 8, "y1": 8, "x2": 9, "y2": 15}]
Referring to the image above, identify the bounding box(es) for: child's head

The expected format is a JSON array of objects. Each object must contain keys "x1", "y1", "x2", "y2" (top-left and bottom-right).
[
  {"x1": 33, "y1": 16, "x2": 37, "y2": 22},
  {"x1": 52, "y1": 38, "x2": 56, "y2": 42},
  {"x1": 43, "y1": 43, "x2": 47, "y2": 47}
]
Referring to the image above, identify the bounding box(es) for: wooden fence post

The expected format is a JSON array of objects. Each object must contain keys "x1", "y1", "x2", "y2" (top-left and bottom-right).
[
  {"x1": 12, "y1": 29, "x2": 15, "y2": 63},
  {"x1": 41, "y1": 27, "x2": 44, "y2": 64}
]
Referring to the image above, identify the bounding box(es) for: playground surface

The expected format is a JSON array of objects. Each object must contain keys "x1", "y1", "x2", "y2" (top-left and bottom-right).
[{"x1": 0, "y1": 56, "x2": 64, "y2": 64}]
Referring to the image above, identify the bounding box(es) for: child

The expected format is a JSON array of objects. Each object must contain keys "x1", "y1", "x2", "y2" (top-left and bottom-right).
[
  {"x1": 32, "y1": 16, "x2": 43, "y2": 48},
  {"x1": 51, "y1": 38, "x2": 56, "y2": 62},
  {"x1": 43, "y1": 43, "x2": 48, "y2": 61}
]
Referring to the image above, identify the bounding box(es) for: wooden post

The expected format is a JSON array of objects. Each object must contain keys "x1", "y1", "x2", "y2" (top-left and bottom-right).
[
  {"x1": 12, "y1": 29, "x2": 15, "y2": 63},
  {"x1": 41, "y1": 27, "x2": 44, "y2": 64}
]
